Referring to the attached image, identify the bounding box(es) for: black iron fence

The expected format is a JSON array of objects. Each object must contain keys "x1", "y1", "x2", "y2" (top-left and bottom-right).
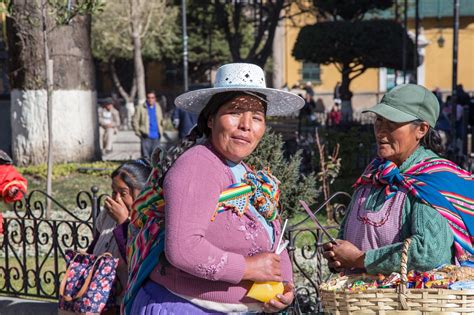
[
  {"x1": 286, "y1": 192, "x2": 351, "y2": 314},
  {"x1": 0, "y1": 188, "x2": 352, "y2": 314},
  {"x1": 0, "y1": 187, "x2": 103, "y2": 300}
]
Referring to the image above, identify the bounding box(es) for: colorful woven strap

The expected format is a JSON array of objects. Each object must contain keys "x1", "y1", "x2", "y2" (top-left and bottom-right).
[
  {"x1": 354, "y1": 156, "x2": 474, "y2": 263},
  {"x1": 212, "y1": 168, "x2": 280, "y2": 222}
]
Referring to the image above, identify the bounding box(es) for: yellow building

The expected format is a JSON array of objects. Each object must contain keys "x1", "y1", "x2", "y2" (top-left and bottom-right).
[{"x1": 281, "y1": 1, "x2": 474, "y2": 115}]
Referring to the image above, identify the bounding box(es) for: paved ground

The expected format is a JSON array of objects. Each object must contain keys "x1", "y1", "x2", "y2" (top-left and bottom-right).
[
  {"x1": 101, "y1": 129, "x2": 179, "y2": 161},
  {"x1": 0, "y1": 297, "x2": 57, "y2": 315},
  {"x1": 102, "y1": 129, "x2": 141, "y2": 161}
]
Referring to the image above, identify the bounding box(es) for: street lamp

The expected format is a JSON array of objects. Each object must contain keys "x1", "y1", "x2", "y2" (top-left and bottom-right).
[
  {"x1": 182, "y1": 0, "x2": 189, "y2": 92},
  {"x1": 451, "y1": 0, "x2": 459, "y2": 143}
]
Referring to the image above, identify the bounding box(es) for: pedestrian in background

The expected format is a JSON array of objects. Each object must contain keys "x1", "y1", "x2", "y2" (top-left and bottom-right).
[
  {"x1": 172, "y1": 107, "x2": 198, "y2": 139},
  {"x1": 132, "y1": 91, "x2": 164, "y2": 159},
  {"x1": 329, "y1": 100, "x2": 342, "y2": 126},
  {"x1": 98, "y1": 97, "x2": 121, "y2": 155},
  {"x1": 304, "y1": 81, "x2": 314, "y2": 97}
]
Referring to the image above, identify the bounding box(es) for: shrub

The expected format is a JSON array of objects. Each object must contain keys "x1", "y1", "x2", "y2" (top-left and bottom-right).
[
  {"x1": 246, "y1": 129, "x2": 319, "y2": 218},
  {"x1": 18, "y1": 161, "x2": 120, "y2": 179}
]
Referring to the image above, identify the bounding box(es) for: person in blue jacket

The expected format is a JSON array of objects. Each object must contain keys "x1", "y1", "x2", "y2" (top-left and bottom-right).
[{"x1": 172, "y1": 107, "x2": 198, "y2": 139}]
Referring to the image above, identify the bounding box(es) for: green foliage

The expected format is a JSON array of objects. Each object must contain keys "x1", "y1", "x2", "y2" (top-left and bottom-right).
[
  {"x1": 48, "y1": 0, "x2": 105, "y2": 24},
  {"x1": 0, "y1": 0, "x2": 13, "y2": 15},
  {"x1": 313, "y1": 0, "x2": 394, "y2": 21},
  {"x1": 246, "y1": 129, "x2": 319, "y2": 219},
  {"x1": 316, "y1": 155, "x2": 341, "y2": 186},
  {"x1": 18, "y1": 161, "x2": 120, "y2": 180},
  {"x1": 91, "y1": 0, "x2": 179, "y2": 62},
  {"x1": 294, "y1": 1, "x2": 416, "y2": 101},
  {"x1": 212, "y1": 1, "x2": 287, "y2": 67},
  {"x1": 184, "y1": 2, "x2": 255, "y2": 81},
  {"x1": 315, "y1": 126, "x2": 375, "y2": 178},
  {"x1": 293, "y1": 20, "x2": 416, "y2": 71}
]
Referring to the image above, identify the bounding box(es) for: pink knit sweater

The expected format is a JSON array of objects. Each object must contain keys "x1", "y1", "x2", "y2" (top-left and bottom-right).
[{"x1": 149, "y1": 143, "x2": 293, "y2": 304}]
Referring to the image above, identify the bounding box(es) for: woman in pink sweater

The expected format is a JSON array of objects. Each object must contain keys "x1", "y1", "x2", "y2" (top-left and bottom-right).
[{"x1": 125, "y1": 63, "x2": 304, "y2": 314}]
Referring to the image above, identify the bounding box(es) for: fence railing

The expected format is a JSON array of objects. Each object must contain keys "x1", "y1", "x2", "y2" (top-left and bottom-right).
[
  {"x1": 0, "y1": 187, "x2": 102, "y2": 300},
  {"x1": 0, "y1": 187, "x2": 352, "y2": 314},
  {"x1": 286, "y1": 192, "x2": 351, "y2": 314}
]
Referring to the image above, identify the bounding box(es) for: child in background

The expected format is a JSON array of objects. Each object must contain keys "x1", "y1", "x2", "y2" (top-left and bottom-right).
[{"x1": 0, "y1": 150, "x2": 28, "y2": 233}]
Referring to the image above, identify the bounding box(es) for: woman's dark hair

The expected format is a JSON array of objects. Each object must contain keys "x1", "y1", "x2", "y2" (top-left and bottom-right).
[
  {"x1": 412, "y1": 120, "x2": 444, "y2": 155},
  {"x1": 111, "y1": 159, "x2": 152, "y2": 192},
  {"x1": 155, "y1": 91, "x2": 267, "y2": 185}
]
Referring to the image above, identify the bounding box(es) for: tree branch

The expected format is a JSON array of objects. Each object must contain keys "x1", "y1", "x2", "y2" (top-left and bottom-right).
[
  {"x1": 349, "y1": 66, "x2": 367, "y2": 81},
  {"x1": 214, "y1": 1, "x2": 240, "y2": 61},
  {"x1": 139, "y1": 1, "x2": 161, "y2": 39},
  {"x1": 109, "y1": 58, "x2": 131, "y2": 102}
]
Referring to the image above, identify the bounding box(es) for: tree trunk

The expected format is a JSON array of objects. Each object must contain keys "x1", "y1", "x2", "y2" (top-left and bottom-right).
[
  {"x1": 130, "y1": 0, "x2": 146, "y2": 106},
  {"x1": 340, "y1": 63, "x2": 353, "y2": 101},
  {"x1": 339, "y1": 63, "x2": 353, "y2": 123},
  {"x1": 271, "y1": 9, "x2": 285, "y2": 89},
  {"x1": 109, "y1": 58, "x2": 136, "y2": 129},
  {"x1": 7, "y1": 0, "x2": 98, "y2": 166},
  {"x1": 109, "y1": 59, "x2": 136, "y2": 104},
  {"x1": 132, "y1": 33, "x2": 146, "y2": 105}
]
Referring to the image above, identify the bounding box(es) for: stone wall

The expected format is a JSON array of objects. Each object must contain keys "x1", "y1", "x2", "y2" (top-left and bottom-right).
[{"x1": 0, "y1": 100, "x2": 11, "y2": 155}]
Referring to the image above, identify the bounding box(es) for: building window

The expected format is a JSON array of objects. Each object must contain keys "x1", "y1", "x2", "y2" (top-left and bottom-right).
[{"x1": 301, "y1": 62, "x2": 320, "y2": 83}]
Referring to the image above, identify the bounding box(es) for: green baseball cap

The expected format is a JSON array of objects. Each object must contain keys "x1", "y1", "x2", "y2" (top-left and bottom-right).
[{"x1": 362, "y1": 84, "x2": 440, "y2": 127}]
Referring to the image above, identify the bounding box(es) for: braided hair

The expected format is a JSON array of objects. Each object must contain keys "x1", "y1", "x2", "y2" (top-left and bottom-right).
[
  {"x1": 412, "y1": 120, "x2": 445, "y2": 156},
  {"x1": 155, "y1": 91, "x2": 267, "y2": 185}
]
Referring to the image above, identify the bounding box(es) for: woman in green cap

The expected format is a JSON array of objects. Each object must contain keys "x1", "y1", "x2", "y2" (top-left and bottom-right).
[{"x1": 323, "y1": 84, "x2": 474, "y2": 274}]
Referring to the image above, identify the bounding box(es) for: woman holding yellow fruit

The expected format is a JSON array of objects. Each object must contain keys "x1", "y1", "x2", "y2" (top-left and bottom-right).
[{"x1": 124, "y1": 63, "x2": 304, "y2": 314}]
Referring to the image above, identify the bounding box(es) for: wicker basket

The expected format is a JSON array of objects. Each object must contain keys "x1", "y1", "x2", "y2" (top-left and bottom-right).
[{"x1": 320, "y1": 238, "x2": 474, "y2": 314}]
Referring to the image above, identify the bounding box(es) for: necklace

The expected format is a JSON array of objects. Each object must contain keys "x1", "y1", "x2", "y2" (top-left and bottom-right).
[{"x1": 356, "y1": 187, "x2": 396, "y2": 227}]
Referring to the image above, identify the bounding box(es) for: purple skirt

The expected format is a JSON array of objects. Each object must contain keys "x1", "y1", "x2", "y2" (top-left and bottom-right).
[{"x1": 129, "y1": 280, "x2": 225, "y2": 315}]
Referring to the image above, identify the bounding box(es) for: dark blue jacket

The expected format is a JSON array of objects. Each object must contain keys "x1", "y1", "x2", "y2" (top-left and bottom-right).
[{"x1": 172, "y1": 108, "x2": 198, "y2": 139}]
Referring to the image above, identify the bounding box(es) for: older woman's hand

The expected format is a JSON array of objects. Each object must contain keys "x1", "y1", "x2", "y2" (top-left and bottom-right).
[
  {"x1": 323, "y1": 240, "x2": 365, "y2": 270},
  {"x1": 263, "y1": 282, "x2": 294, "y2": 313},
  {"x1": 243, "y1": 253, "x2": 282, "y2": 282}
]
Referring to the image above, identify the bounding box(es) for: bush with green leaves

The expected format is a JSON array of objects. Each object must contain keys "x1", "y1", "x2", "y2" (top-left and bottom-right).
[
  {"x1": 18, "y1": 161, "x2": 120, "y2": 180},
  {"x1": 246, "y1": 129, "x2": 319, "y2": 218}
]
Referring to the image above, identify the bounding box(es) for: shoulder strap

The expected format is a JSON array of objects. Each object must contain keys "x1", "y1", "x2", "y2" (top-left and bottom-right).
[{"x1": 59, "y1": 252, "x2": 114, "y2": 301}]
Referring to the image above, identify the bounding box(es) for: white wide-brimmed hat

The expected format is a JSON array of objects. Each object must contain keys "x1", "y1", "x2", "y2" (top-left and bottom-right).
[{"x1": 175, "y1": 63, "x2": 305, "y2": 116}]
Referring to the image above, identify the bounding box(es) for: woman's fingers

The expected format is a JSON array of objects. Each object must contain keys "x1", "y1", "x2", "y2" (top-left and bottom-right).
[
  {"x1": 263, "y1": 283, "x2": 295, "y2": 313},
  {"x1": 328, "y1": 260, "x2": 342, "y2": 269},
  {"x1": 243, "y1": 253, "x2": 283, "y2": 282},
  {"x1": 263, "y1": 301, "x2": 284, "y2": 313},
  {"x1": 116, "y1": 194, "x2": 126, "y2": 206},
  {"x1": 322, "y1": 242, "x2": 334, "y2": 251},
  {"x1": 323, "y1": 250, "x2": 336, "y2": 259}
]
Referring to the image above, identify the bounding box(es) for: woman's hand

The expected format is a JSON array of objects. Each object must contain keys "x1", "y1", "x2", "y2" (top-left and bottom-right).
[
  {"x1": 104, "y1": 195, "x2": 129, "y2": 224},
  {"x1": 323, "y1": 240, "x2": 365, "y2": 270},
  {"x1": 263, "y1": 282, "x2": 294, "y2": 313},
  {"x1": 242, "y1": 253, "x2": 282, "y2": 282}
]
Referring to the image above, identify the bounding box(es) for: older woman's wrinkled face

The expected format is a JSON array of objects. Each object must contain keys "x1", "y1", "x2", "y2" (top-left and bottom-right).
[
  {"x1": 374, "y1": 115, "x2": 428, "y2": 166},
  {"x1": 208, "y1": 95, "x2": 266, "y2": 163}
]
